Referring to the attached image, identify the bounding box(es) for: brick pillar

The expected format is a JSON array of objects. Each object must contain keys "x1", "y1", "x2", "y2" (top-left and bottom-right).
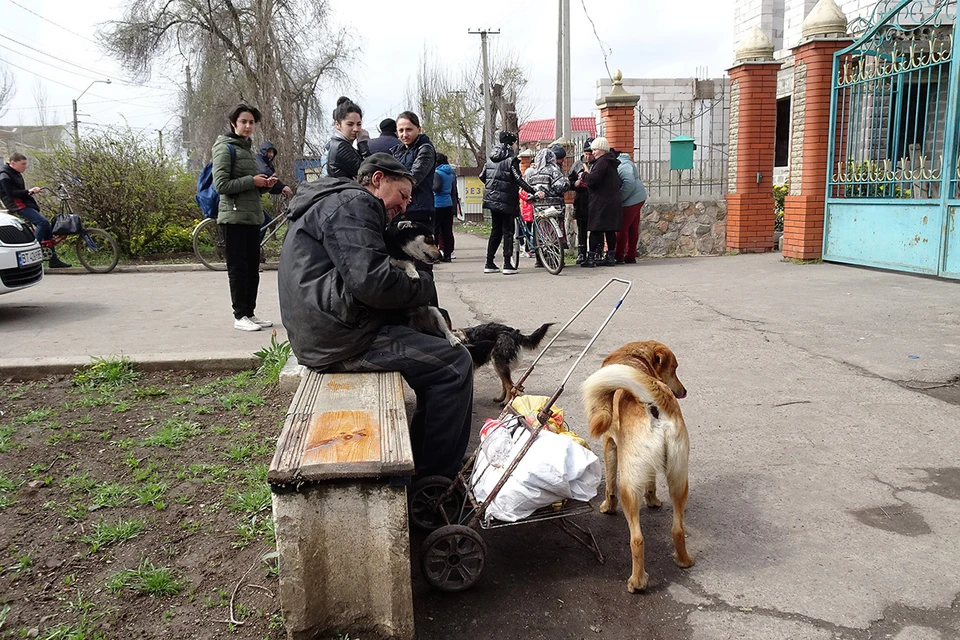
[
  {"x1": 518, "y1": 149, "x2": 533, "y2": 175},
  {"x1": 597, "y1": 70, "x2": 639, "y2": 158},
  {"x1": 782, "y1": 37, "x2": 851, "y2": 259},
  {"x1": 725, "y1": 57, "x2": 780, "y2": 253}
]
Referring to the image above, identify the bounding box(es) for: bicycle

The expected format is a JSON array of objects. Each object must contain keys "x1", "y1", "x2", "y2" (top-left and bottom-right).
[
  {"x1": 31, "y1": 185, "x2": 120, "y2": 274},
  {"x1": 192, "y1": 194, "x2": 290, "y2": 271},
  {"x1": 513, "y1": 205, "x2": 565, "y2": 275}
]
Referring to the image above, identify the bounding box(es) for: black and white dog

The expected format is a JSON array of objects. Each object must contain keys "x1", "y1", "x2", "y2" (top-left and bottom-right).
[
  {"x1": 460, "y1": 322, "x2": 554, "y2": 404},
  {"x1": 382, "y1": 220, "x2": 463, "y2": 347}
]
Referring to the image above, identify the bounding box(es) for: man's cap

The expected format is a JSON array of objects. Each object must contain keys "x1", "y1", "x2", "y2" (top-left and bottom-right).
[
  {"x1": 379, "y1": 118, "x2": 397, "y2": 133},
  {"x1": 549, "y1": 144, "x2": 566, "y2": 160},
  {"x1": 359, "y1": 153, "x2": 414, "y2": 182},
  {"x1": 583, "y1": 137, "x2": 595, "y2": 153},
  {"x1": 499, "y1": 130, "x2": 518, "y2": 144}
]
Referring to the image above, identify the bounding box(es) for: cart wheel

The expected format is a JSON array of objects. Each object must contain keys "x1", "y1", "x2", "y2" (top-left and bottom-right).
[
  {"x1": 408, "y1": 476, "x2": 462, "y2": 531},
  {"x1": 420, "y1": 524, "x2": 486, "y2": 592}
]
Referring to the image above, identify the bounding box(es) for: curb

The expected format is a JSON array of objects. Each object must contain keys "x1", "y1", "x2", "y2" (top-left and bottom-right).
[
  {"x1": 0, "y1": 354, "x2": 261, "y2": 381},
  {"x1": 44, "y1": 262, "x2": 280, "y2": 275}
]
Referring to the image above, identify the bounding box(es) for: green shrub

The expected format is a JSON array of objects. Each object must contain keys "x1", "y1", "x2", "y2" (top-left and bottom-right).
[
  {"x1": 33, "y1": 128, "x2": 201, "y2": 257},
  {"x1": 773, "y1": 182, "x2": 788, "y2": 232}
]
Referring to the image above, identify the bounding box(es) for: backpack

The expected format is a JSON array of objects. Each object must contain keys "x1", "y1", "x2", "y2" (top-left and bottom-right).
[{"x1": 195, "y1": 144, "x2": 236, "y2": 219}]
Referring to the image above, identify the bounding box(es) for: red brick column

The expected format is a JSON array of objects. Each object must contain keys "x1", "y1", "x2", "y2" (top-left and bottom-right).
[
  {"x1": 518, "y1": 151, "x2": 533, "y2": 175},
  {"x1": 725, "y1": 61, "x2": 780, "y2": 253},
  {"x1": 782, "y1": 38, "x2": 851, "y2": 260},
  {"x1": 597, "y1": 71, "x2": 639, "y2": 159}
]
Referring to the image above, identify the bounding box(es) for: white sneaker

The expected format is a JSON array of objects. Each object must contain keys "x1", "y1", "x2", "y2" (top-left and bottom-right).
[
  {"x1": 249, "y1": 315, "x2": 273, "y2": 328},
  {"x1": 502, "y1": 263, "x2": 518, "y2": 275},
  {"x1": 234, "y1": 316, "x2": 262, "y2": 332}
]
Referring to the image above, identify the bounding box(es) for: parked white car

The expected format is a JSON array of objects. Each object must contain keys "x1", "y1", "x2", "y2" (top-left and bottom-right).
[{"x1": 0, "y1": 211, "x2": 44, "y2": 294}]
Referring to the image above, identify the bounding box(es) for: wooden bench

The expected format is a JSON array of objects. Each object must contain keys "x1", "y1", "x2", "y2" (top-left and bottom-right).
[{"x1": 269, "y1": 369, "x2": 415, "y2": 640}]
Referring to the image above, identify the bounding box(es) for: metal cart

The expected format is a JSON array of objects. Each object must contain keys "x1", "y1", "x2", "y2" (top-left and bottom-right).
[{"x1": 408, "y1": 278, "x2": 632, "y2": 592}]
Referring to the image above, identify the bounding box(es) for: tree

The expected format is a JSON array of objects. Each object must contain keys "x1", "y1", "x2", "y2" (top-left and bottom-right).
[
  {"x1": 408, "y1": 47, "x2": 531, "y2": 167},
  {"x1": 98, "y1": 0, "x2": 355, "y2": 177},
  {"x1": 0, "y1": 62, "x2": 15, "y2": 120}
]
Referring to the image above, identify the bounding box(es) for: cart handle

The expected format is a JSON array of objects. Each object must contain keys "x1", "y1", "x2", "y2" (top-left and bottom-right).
[{"x1": 513, "y1": 277, "x2": 632, "y2": 398}]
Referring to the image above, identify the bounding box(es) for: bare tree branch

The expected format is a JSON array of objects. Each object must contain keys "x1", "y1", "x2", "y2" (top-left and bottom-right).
[{"x1": 0, "y1": 63, "x2": 16, "y2": 120}]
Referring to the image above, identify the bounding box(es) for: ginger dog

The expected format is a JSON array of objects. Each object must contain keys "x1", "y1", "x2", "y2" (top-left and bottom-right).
[{"x1": 581, "y1": 341, "x2": 694, "y2": 593}]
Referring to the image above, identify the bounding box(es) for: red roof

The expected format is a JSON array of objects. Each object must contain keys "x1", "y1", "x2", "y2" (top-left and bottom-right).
[{"x1": 519, "y1": 117, "x2": 597, "y2": 143}]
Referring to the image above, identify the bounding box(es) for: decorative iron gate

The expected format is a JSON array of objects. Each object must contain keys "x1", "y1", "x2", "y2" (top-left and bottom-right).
[{"x1": 824, "y1": 0, "x2": 959, "y2": 277}]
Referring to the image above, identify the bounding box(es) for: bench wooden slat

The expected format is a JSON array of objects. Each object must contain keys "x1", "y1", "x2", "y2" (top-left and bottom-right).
[{"x1": 268, "y1": 370, "x2": 414, "y2": 484}]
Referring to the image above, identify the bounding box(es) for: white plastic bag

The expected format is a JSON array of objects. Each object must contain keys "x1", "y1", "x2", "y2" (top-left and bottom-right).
[{"x1": 471, "y1": 426, "x2": 602, "y2": 523}]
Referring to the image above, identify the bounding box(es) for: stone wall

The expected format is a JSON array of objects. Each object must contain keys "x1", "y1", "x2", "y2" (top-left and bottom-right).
[{"x1": 636, "y1": 199, "x2": 728, "y2": 258}]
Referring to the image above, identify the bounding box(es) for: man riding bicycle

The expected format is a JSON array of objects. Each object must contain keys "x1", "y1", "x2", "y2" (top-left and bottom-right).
[{"x1": 0, "y1": 152, "x2": 71, "y2": 268}]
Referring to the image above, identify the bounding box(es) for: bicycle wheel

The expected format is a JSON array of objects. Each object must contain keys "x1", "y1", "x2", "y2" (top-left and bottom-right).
[
  {"x1": 75, "y1": 228, "x2": 119, "y2": 274},
  {"x1": 260, "y1": 214, "x2": 288, "y2": 264},
  {"x1": 535, "y1": 216, "x2": 564, "y2": 275},
  {"x1": 193, "y1": 218, "x2": 227, "y2": 271}
]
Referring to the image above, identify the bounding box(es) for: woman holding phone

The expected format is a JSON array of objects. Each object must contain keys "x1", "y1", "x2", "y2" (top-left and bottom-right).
[{"x1": 212, "y1": 103, "x2": 275, "y2": 332}]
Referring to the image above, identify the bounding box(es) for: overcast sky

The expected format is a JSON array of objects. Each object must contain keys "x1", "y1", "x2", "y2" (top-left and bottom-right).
[{"x1": 0, "y1": 0, "x2": 736, "y2": 143}]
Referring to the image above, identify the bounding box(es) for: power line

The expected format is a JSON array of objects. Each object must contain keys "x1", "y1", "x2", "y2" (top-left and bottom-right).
[
  {"x1": 579, "y1": 0, "x2": 613, "y2": 80},
  {"x1": 0, "y1": 58, "x2": 81, "y2": 92},
  {"x1": 4, "y1": 0, "x2": 99, "y2": 45},
  {"x1": 0, "y1": 43, "x2": 105, "y2": 81}
]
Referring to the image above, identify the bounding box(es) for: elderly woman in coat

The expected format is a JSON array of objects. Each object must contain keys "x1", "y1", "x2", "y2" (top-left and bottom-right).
[{"x1": 577, "y1": 137, "x2": 621, "y2": 267}]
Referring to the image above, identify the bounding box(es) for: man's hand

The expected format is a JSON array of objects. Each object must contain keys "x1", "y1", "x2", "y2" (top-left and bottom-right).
[
  {"x1": 253, "y1": 174, "x2": 271, "y2": 187},
  {"x1": 281, "y1": 186, "x2": 293, "y2": 198},
  {"x1": 535, "y1": 191, "x2": 546, "y2": 200},
  {"x1": 28, "y1": 187, "x2": 41, "y2": 195}
]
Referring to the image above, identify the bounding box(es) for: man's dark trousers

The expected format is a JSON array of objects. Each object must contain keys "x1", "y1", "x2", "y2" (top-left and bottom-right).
[{"x1": 326, "y1": 324, "x2": 473, "y2": 478}]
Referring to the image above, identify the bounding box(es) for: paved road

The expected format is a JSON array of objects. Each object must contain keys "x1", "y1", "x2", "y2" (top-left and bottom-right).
[{"x1": 3, "y1": 232, "x2": 960, "y2": 639}]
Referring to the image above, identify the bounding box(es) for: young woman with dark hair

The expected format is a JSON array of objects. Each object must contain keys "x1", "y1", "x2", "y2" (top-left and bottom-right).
[
  {"x1": 213, "y1": 103, "x2": 275, "y2": 331},
  {"x1": 392, "y1": 111, "x2": 436, "y2": 227},
  {"x1": 326, "y1": 97, "x2": 371, "y2": 180}
]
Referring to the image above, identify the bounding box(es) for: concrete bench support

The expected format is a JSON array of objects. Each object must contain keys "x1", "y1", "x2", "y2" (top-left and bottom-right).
[{"x1": 270, "y1": 370, "x2": 414, "y2": 640}]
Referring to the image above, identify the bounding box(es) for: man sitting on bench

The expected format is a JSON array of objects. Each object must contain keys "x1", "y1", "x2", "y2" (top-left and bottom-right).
[{"x1": 278, "y1": 153, "x2": 473, "y2": 479}]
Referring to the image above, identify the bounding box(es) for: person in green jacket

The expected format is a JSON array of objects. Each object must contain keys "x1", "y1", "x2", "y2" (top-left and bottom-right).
[{"x1": 213, "y1": 103, "x2": 275, "y2": 332}]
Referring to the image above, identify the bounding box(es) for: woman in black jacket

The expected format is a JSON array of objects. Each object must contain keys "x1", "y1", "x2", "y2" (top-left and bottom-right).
[
  {"x1": 579, "y1": 137, "x2": 621, "y2": 267},
  {"x1": 392, "y1": 111, "x2": 436, "y2": 227},
  {"x1": 326, "y1": 97, "x2": 371, "y2": 180}
]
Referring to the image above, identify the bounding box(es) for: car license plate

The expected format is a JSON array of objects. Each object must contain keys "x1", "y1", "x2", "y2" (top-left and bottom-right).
[{"x1": 17, "y1": 248, "x2": 43, "y2": 267}]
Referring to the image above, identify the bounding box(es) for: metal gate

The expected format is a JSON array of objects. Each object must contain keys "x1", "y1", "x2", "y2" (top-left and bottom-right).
[{"x1": 824, "y1": 0, "x2": 960, "y2": 277}]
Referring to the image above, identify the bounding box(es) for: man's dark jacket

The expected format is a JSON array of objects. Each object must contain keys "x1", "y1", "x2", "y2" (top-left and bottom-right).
[
  {"x1": 368, "y1": 134, "x2": 400, "y2": 155},
  {"x1": 278, "y1": 178, "x2": 435, "y2": 369},
  {"x1": 0, "y1": 164, "x2": 38, "y2": 212},
  {"x1": 255, "y1": 141, "x2": 286, "y2": 195}
]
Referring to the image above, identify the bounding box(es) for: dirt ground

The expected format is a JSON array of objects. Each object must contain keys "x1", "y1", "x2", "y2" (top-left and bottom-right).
[{"x1": 0, "y1": 364, "x2": 288, "y2": 639}]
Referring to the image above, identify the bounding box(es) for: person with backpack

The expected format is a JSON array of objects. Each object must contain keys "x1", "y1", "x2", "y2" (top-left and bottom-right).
[
  {"x1": 432, "y1": 153, "x2": 456, "y2": 262},
  {"x1": 213, "y1": 103, "x2": 275, "y2": 332}
]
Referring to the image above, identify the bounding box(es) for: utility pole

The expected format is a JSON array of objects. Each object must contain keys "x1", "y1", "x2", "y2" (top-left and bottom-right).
[
  {"x1": 555, "y1": 0, "x2": 563, "y2": 140},
  {"x1": 469, "y1": 28, "x2": 500, "y2": 159},
  {"x1": 555, "y1": 0, "x2": 572, "y2": 142},
  {"x1": 562, "y1": 0, "x2": 572, "y2": 141}
]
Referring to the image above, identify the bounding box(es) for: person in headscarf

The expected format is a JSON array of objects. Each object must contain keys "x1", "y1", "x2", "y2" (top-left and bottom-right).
[{"x1": 522, "y1": 148, "x2": 569, "y2": 268}]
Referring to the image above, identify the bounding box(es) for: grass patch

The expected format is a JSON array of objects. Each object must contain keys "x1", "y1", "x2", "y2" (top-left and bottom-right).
[
  {"x1": 111, "y1": 400, "x2": 134, "y2": 413},
  {"x1": 73, "y1": 356, "x2": 141, "y2": 390},
  {"x1": 227, "y1": 484, "x2": 271, "y2": 515},
  {"x1": 133, "y1": 482, "x2": 168, "y2": 509},
  {"x1": 142, "y1": 418, "x2": 202, "y2": 448},
  {"x1": 15, "y1": 408, "x2": 54, "y2": 424},
  {"x1": 105, "y1": 558, "x2": 186, "y2": 597},
  {"x1": 81, "y1": 516, "x2": 146, "y2": 552},
  {"x1": 254, "y1": 331, "x2": 293, "y2": 384},
  {"x1": 0, "y1": 425, "x2": 17, "y2": 453},
  {"x1": 62, "y1": 472, "x2": 98, "y2": 494},
  {"x1": 789, "y1": 257, "x2": 823, "y2": 265},
  {"x1": 90, "y1": 482, "x2": 130, "y2": 508},
  {"x1": 219, "y1": 392, "x2": 265, "y2": 415},
  {"x1": 0, "y1": 472, "x2": 22, "y2": 492}
]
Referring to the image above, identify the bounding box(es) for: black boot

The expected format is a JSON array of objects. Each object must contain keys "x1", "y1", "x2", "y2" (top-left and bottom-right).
[
  {"x1": 48, "y1": 252, "x2": 71, "y2": 269},
  {"x1": 575, "y1": 245, "x2": 586, "y2": 265},
  {"x1": 581, "y1": 251, "x2": 596, "y2": 268},
  {"x1": 599, "y1": 251, "x2": 617, "y2": 266}
]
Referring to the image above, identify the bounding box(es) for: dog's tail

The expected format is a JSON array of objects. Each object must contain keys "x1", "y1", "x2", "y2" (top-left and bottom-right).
[
  {"x1": 518, "y1": 323, "x2": 554, "y2": 349},
  {"x1": 582, "y1": 364, "x2": 669, "y2": 438}
]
